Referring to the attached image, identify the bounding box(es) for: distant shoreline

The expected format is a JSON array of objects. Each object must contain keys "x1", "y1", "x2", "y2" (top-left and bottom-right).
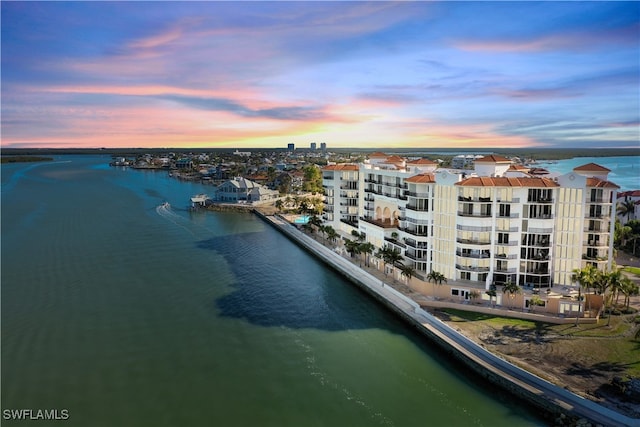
[
  {"x1": 1, "y1": 147, "x2": 638, "y2": 161},
  {"x1": 0, "y1": 155, "x2": 54, "y2": 164}
]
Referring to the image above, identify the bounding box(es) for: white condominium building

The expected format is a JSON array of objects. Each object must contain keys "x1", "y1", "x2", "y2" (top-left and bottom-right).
[{"x1": 322, "y1": 154, "x2": 618, "y2": 289}]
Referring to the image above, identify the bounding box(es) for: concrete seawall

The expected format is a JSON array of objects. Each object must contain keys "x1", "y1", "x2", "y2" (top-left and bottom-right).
[{"x1": 254, "y1": 210, "x2": 638, "y2": 427}]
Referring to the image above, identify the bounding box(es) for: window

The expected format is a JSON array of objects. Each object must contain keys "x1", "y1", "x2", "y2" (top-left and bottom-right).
[
  {"x1": 498, "y1": 233, "x2": 509, "y2": 244},
  {"x1": 499, "y1": 204, "x2": 511, "y2": 217}
]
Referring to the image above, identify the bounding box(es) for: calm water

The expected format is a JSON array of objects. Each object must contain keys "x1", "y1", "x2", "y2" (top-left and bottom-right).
[
  {"x1": 1, "y1": 156, "x2": 547, "y2": 427},
  {"x1": 536, "y1": 155, "x2": 639, "y2": 192}
]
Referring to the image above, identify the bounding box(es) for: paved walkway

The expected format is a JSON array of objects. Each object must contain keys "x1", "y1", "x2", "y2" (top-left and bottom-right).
[{"x1": 261, "y1": 213, "x2": 639, "y2": 427}]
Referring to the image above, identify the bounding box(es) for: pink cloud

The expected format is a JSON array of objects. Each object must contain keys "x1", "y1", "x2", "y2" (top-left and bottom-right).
[{"x1": 454, "y1": 23, "x2": 640, "y2": 53}]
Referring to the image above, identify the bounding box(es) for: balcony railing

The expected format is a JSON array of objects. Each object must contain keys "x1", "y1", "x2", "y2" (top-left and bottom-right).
[
  {"x1": 494, "y1": 266, "x2": 517, "y2": 273},
  {"x1": 527, "y1": 198, "x2": 554, "y2": 204},
  {"x1": 405, "y1": 252, "x2": 428, "y2": 261},
  {"x1": 456, "y1": 238, "x2": 491, "y2": 245},
  {"x1": 458, "y1": 211, "x2": 492, "y2": 218},
  {"x1": 360, "y1": 216, "x2": 397, "y2": 229},
  {"x1": 455, "y1": 264, "x2": 490, "y2": 272},
  {"x1": 456, "y1": 251, "x2": 491, "y2": 259},
  {"x1": 495, "y1": 253, "x2": 518, "y2": 259},
  {"x1": 458, "y1": 196, "x2": 493, "y2": 203},
  {"x1": 497, "y1": 213, "x2": 520, "y2": 219},
  {"x1": 401, "y1": 227, "x2": 428, "y2": 237}
]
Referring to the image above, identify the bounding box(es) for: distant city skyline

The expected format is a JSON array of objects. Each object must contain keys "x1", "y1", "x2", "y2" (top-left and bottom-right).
[{"x1": 2, "y1": 1, "x2": 638, "y2": 149}]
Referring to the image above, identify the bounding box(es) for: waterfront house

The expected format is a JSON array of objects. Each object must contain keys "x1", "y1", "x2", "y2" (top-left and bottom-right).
[{"x1": 216, "y1": 177, "x2": 278, "y2": 203}]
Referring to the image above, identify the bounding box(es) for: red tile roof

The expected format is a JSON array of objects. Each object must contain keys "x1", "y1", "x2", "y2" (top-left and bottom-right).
[
  {"x1": 573, "y1": 163, "x2": 611, "y2": 172},
  {"x1": 406, "y1": 173, "x2": 436, "y2": 183},
  {"x1": 407, "y1": 158, "x2": 437, "y2": 165},
  {"x1": 455, "y1": 176, "x2": 559, "y2": 187},
  {"x1": 369, "y1": 151, "x2": 388, "y2": 158},
  {"x1": 586, "y1": 177, "x2": 619, "y2": 189},
  {"x1": 475, "y1": 155, "x2": 511, "y2": 163},
  {"x1": 322, "y1": 164, "x2": 359, "y2": 171},
  {"x1": 385, "y1": 155, "x2": 405, "y2": 163},
  {"x1": 507, "y1": 164, "x2": 529, "y2": 171}
]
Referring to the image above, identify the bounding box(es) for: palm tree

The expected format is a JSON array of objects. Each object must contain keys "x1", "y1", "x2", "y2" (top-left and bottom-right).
[
  {"x1": 275, "y1": 199, "x2": 284, "y2": 213},
  {"x1": 601, "y1": 269, "x2": 623, "y2": 326},
  {"x1": 343, "y1": 238, "x2": 362, "y2": 261},
  {"x1": 399, "y1": 264, "x2": 416, "y2": 284},
  {"x1": 502, "y1": 280, "x2": 520, "y2": 309},
  {"x1": 571, "y1": 265, "x2": 597, "y2": 326},
  {"x1": 426, "y1": 270, "x2": 447, "y2": 298},
  {"x1": 486, "y1": 285, "x2": 497, "y2": 307},
  {"x1": 359, "y1": 242, "x2": 375, "y2": 267},
  {"x1": 385, "y1": 248, "x2": 404, "y2": 281},
  {"x1": 619, "y1": 277, "x2": 639, "y2": 311},
  {"x1": 617, "y1": 199, "x2": 636, "y2": 223},
  {"x1": 325, "y1": 226, "x2": 338, "y2": 245},
  {"x1": 529, "y1": 294, "x2": 543, "y2": 314}
]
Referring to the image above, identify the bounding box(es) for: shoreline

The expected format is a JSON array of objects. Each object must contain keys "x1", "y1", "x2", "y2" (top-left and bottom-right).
[{"x1": 253, "y1": 209, "x2": 638, "y2": 427}]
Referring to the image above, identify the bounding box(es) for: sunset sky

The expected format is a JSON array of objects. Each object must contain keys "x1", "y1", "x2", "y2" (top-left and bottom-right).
[{"x1": 2, "y1": 1, "x2": 639, "y2": 149}]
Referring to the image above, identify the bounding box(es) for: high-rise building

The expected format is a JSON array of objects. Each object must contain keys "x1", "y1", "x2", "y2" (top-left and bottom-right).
[
  {"x1": 287, "y1": 143, "x2": 295, "y2": 151},
  {"x1": 322, "y1": 153, "x2": 618, "y2": 293},
  {"x1": 310, "y1": 142, "x2": 317, "y2": 150},
  {"x1": 320, "y1": 142, "x2": 327, "y2": 152}
]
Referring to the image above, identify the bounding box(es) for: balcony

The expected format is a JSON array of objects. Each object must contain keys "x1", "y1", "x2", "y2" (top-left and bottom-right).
[
  {"x1": 495, "y1": 253, "x2": 518, "y2": 259},
  {"x1": 360, "y1": 216, "x2": 397, "y2": 229},
  {"x1": 385, "y1": 236, "x2": 406, "y2": 249},
  {"x1": 527, "y1": 198, "x2": 554, "y2": 204},
  {"x1": 401, "y1": 227, "x2": 428, "y2": 237},
  {"x1": 407, "y1": 191, "x2": 430, "y2": 198},
  {"x1": 456, "y1": 264, "x2": 490, "y2": 272},
  {"x1": 457, "y1": 211, "x2": 492, "y2": 218},
  {"x1": 582, "y1": 254, "x2": 608, "y2": 262},
  {"x1": 458, "y1": 196, "x2": 493, "y2": 203},
  {"x1": 405, "y1": 238, "x2": 428, "y2": 249},
  {"x1": 456, "y1": 250, "x2": 491, "y2": 259},
  {"x1": 496, "y1": 213, "x2": 520, "y2": 219},
  {"x1": 406, "y1": 204, "x2": 429, "y2": 212},
  {"x1": 405, "y1": 252, "x2": 428, "y2": 261},
  {"x1": 528, "y1": 214, "x2": 554, "y2": 220},
  {"x1": 494, "y1": 266, "x2": 517, "y2": 273},
  {"x1": 456, "y1": 238, "x2": 491, "y2": 245}
]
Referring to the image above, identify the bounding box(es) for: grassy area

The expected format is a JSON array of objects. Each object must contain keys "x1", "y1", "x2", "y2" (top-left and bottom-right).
[
  {"x1": 440, "y1": 308, "x2": 640, "y2": 378},
  {"x1": 623, "y1": 266, "x2": 640, "y2": 276}
]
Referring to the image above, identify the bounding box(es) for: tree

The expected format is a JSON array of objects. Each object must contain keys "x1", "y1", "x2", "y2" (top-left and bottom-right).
[
  {"x1": 502, "y1": 280, "x2": 520, "y2": 309},
  {"x1": 469, "y1": 290, "x2": 481, "y2": 304},
  {"x1": 385, "y1": 247, "x2": 404, "y2": 277},
  {"x1": 359, "y1": 242, "x2": 375, "y2": 267},
  {"x1": 302, "y1": 165, "x2": 323, "y2": 194},
  {"x1": 399, "y1": 264, "x2": 416, "y2": 284},
  {"x1": 571, "y1": 265, "x2": 597, "y2": 326},
  {"x1": 426, "y1": 271, "x2": 447, "y2": 298},
  {"x1": 343, "y1": 238, "x2": 362, "y2": 261},
  {"x1": 619, "y1": 277, "x2": 639, "y2": 311},
  {"x1": 601, "y1": 269, "x2": 623, "y2": 326},
  {"x1": 617, "y1": 199, "x2": 636, "y2": 223},
  {"x1": 486, "y1": 286, "x2": 497, "y2": 308},
  {"x1": 529, "y1": 294, "x2": 543, "y2": 314},
  {"x1": 325, "y1": 226, "x2": 338, "y2": 245},
  {"x1": 275, "y1": 199, "x2": 284, "y2": 213}
]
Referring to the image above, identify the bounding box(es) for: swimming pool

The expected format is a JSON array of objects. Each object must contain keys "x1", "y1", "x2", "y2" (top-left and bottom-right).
[{"x1": 294, "y1": 215, "x2": 311, "y2": 224}]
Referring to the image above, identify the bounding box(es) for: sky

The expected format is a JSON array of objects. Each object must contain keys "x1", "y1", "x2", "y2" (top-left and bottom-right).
[{"x1": 1, "y1": 1, "x2": 639, "y2": 150}]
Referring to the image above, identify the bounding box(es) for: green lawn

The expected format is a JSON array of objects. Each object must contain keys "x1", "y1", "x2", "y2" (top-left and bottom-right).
[
  {"x1": 623, "y1": 266, "x2": 640, "y2": 276},
  {"x1": 440, "y1": 308, "x2": 640, "y2": 378}
]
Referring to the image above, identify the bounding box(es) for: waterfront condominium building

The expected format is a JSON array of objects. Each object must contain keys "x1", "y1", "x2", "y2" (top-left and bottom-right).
[{"x1": 322, "y1": 154, "x2": 618, "y2": 289}]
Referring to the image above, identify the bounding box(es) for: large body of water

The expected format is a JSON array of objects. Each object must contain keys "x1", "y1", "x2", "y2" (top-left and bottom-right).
[
  {"x1": 2, "y1": 155, "x2": 546, "y2": 426},
  {"x1": 536, "y1": 155, "x2": 639, "y2": 192}
]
